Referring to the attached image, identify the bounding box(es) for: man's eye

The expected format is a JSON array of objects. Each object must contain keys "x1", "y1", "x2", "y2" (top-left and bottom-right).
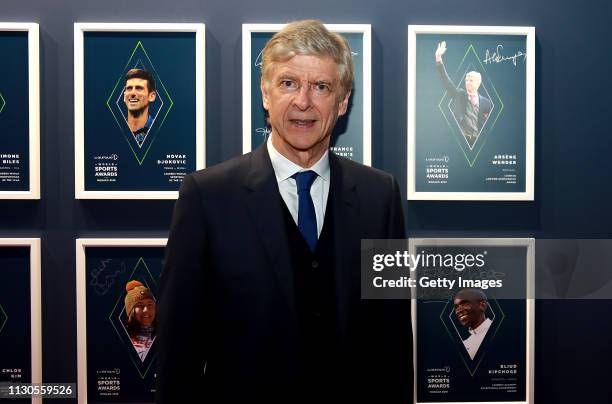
[
  {"x1": 313, "y1": 83, "x2": 330, "y2": 93},
  {"x1": 280, "y1": 80, "x2": 297, "y2": 89}
]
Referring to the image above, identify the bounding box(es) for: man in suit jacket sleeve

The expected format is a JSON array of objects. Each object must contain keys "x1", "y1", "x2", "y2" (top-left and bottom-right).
[{"x1": 157, "y1": 20, "x2": 412, "y2": 403}]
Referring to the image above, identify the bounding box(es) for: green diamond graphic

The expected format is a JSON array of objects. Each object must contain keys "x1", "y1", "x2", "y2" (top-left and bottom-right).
[
  {"x1": 106, "y1": 41, "x2": 174, "y2": 165},
  {"x1": 0, "y1": 304, "x2": 7, "y2": 335},
  {"x1": 109, "y1": 257, "x2": 159, "y2": 379},
  {"x1": 438, "y1": 44, "x2": 504, "y2": 167},
  {"x1": 0, "y1": 92, "x2": 6, "y2": 114}
]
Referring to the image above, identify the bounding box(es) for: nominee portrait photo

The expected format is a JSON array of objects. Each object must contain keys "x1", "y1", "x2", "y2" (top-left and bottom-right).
[
  {"x1": 123, "y1": 280, "x2": 157, "y2": 362},
  {"x1": 122, "y1": 69, "x2": 158, "y2": 148},
  {"x1": 452, "y1": 288, "x2": 493, "y2": 360},
  {"x1": 434, "y1": 41, "x2": 493, "y2": 149}
]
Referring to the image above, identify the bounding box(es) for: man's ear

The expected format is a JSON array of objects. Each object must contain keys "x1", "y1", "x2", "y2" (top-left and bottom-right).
[
  {"x1": 260, "y1": 78, "x2": 270, "y2": 111},
  {"x1": 479, "y1": 300, "x2": 488, "y2": 312},
  {"x1": 148, "y1": 91, "x2": 157, "y2": 102},
  {"x1": 337, "y1": 90, "x2": 351, "y2": 117}
]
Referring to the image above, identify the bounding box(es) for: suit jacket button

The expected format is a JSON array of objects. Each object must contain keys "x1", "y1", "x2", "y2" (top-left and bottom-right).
[{"x1": 311, "y1": 260, "x2": 319, "y2": 268}]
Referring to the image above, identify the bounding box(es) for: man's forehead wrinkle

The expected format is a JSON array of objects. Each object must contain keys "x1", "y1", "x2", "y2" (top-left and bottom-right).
[
  {"x1": 273, "y1": 62, "x2": 337, "y2": 81},
  {"x1": 276, "y1": 73, "x2": 334, "y2": 86}
]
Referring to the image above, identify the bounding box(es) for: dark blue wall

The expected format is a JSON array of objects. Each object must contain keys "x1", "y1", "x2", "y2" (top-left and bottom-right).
[{"x1": 1, "y1": 0, "x2": 611, "y2": 402}]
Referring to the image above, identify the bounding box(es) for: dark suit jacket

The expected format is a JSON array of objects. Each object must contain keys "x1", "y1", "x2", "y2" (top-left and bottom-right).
[
  {"x1": 156, "y1": 144, "x2": 412, "y2": 403},
  {"x1": 436, "y1": 62, "x2": 492, "y2": 133}
]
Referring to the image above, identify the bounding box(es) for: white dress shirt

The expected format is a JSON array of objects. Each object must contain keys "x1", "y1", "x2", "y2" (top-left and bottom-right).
[
  {"x1": 463, "y1": 317, "x2": 492, "y2": 360},
  {"x1": 267, "y1": 137, "x2": 330, "y2": 237},
  {"x1": 468, "y1": 92, "x2": 480, "y2": 108}
]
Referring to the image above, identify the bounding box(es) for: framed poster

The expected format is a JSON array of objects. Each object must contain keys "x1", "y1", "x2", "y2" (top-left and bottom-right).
[
  {"x1": 0, "y1": 23, "x2": 40, "y2": 199},
  {"x1": 408, "y1": 26, "x2": 535, "y2": 200},
  {"x1": 74, "y1": 23, "x2": 205, "y2": 199},
  {"x1": 0, "y1": 238, "x2": 42, "y2": 403},
  {"x1": 76, "y1": 238, "x2": 166, "y2": 403},
  {"x1": 409, "y1": 238, "x2": 534, "y2": 404},
  {"x1": 242, "y1": 23, "x2": 371, "y2": 165}
]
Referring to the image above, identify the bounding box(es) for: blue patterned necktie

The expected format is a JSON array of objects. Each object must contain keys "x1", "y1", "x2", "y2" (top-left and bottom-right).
[{"x1": 293, "y1": 170, "x2": 318, "y2": 251}]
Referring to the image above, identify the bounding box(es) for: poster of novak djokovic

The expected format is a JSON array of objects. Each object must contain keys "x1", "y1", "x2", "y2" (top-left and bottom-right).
[
  {"x1": 75, "y1": 24, "x2": 204, "y2": 199},
  {"x1": 409, "y1": 238, "x2": 534, "y2": 404},
  {"x1": 408, "y1": 26, "x2": 535, "y2": 200},
  {"x1": 242, "y1": 24, "x2": 371, "y2": 165},
  {"x1": 77, "y1": 241, "x2": 165, "y2": 403}
]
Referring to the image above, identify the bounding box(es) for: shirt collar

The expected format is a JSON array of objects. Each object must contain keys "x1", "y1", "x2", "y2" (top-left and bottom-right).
[
  {"x1": 468, "y1": 317, "x2": 491, "y2": 335},
  {"x1": 134, "y1": 115, "x2": 154, "y2": 135},
  {"x1": 267, "y1": 136, "x2": 330, "y2": 183}
]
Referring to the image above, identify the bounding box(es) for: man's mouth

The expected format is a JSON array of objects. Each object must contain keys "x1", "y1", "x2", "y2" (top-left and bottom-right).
[{"x1": 289, "y1": 119, "x2": 316, "y2": 128}]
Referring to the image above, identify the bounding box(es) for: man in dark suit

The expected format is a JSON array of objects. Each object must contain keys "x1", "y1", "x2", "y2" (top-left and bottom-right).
[
  {"x1": 435, "y1": 41, "x2": 493, "y2": 147},
  {"x1": 157, "y1": 20, "x2": 412, "y2": 403}
]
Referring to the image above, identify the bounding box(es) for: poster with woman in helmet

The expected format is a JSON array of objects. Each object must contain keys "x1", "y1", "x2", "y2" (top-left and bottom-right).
[{"x1": 76, "y1": 239, "x2": 165, "y2": 403}]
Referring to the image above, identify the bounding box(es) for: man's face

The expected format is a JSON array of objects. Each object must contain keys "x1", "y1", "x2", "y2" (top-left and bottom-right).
[
  {"x1": 261, "y1": 54, "x2": 350, "y2": 158},
  {"x1": 124, "y1": 78, "x2": 156, "y2": 112},
  {"x1": 464, "y1": 73, "x2": 480, "y2": 95},
  {"x1": 133, "y1": 298, "x2": 156, "y2": 327},
  {"x1": 453, "y1": 296, "x2": 486, "y2": 329}
]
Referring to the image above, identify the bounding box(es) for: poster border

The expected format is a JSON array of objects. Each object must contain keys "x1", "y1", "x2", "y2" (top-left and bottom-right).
[
  {"x1": 0, "y1": 23, "x2": 40, "y2": 200},
  {"x1": 75, "y1": 238, "x2": 167, "y2": 404},
  {"x1": 407, "y1": 25, "x2": 535, "y2": 200},
  {"x1": 0, "y1": 238, "x2": 42, "y2": 404},
  {"x1": 242, "y1": 23, "x2": 372, "y2": 166},
  {"x1": 408, "y1": 237, "x2": 535, "y2": 404},
  {"x1": 74, "y1": 23, "x2": 206, "y2": 200}
]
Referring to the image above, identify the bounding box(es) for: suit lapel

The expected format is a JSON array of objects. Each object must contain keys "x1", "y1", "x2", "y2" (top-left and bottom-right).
[
  {"x1": 242, "y1": 147, "x2": 360, "y2": 336},
  {"x1": 243, "y1": 145, "x2": 297, "y2": 316},
  {"x1": 329, "y1": 153, "x2": 360, "y2": 339}
]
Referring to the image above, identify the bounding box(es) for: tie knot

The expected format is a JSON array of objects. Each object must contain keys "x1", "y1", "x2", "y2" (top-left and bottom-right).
[{"x1": 293, "y1": 170, "x2": 318, "y2": 193}]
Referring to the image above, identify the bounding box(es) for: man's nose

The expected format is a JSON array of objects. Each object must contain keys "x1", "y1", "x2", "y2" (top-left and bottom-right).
[{"x1": 292, "y1": 85, "x2": 312, "y2": 110}]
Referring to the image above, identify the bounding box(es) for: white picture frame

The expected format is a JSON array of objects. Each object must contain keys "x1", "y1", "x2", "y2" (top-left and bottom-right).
[
  {"x1": 408, "y1": 25, "x2": 535, "y2": 200},
  {"x1": 409, "y1": 237, "x2": 535, "y2": 404},
  {"x1": 74, "y1": 23, "x2": 205, "y2": 199},
  {"x1": 76, "y1": 238, "x2": 167, "y2": 403},
  {"x1": 0, "y1": 23, "x2": 40, "y2": 199},
  {"x1": 0, "y1": 238, "x2": 42, "y2": 404}
]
